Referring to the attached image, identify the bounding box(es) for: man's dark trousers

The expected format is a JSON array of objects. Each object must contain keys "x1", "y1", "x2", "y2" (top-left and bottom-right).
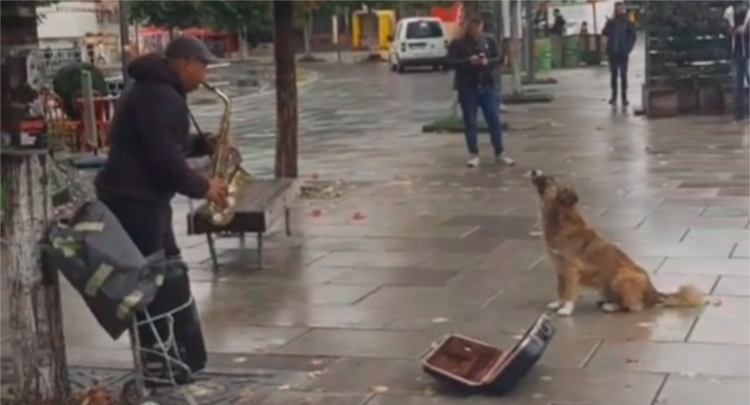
[
  {"x1": 98, "y1": 195, "x2": 208, "y2": 377},
  {"x1": 609, "y1": 54, "x2": 629, "y2": 102},
  {"x1": 458, "y1": 86, "x2": 504, "y2": 156},
  {"x1": 733, "y1": 56, "x2": 749, "y2": 120}
]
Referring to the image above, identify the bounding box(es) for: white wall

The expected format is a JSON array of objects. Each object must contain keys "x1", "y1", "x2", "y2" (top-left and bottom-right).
[{"x1": 37, "y1": 2, "x2": 119, "y2": 40}]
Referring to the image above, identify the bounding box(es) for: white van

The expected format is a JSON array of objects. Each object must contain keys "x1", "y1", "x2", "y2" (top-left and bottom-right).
[{"x1": 388, "y1": 17, "x2": 449, "y2": 73}]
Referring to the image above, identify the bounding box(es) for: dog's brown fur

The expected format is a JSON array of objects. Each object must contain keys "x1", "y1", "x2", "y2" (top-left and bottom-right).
[{"x1": 529, "y1": 170, "x2": 704, "y2": 315}]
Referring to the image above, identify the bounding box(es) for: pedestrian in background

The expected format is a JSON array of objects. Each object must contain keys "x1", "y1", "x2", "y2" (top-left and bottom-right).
[
  {"x1": 447, "y1": 17, "x2": 514, "y2": 168},
  {"x1": 725, "y1": 3, "x2": 750, "y2": 121},
  {"x1": 602, "y1": 2, "x2": 637, "y2": 106}
]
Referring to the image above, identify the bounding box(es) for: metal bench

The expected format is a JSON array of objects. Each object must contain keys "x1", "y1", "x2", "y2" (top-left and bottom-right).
[{"x1": 187, "y1": 178, "x2": 296, "y2": 272}]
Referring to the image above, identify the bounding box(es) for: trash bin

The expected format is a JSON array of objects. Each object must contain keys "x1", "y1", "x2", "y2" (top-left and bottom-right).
[
  {"x1": 563, "y1": 35, "x2": 581, "y2": 68},
  {"x1": 535, "y1": 38, "x2": 553, "y2": 72}
]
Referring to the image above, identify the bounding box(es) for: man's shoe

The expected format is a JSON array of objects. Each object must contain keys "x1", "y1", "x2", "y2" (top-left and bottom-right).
[
  {"x1": 495, "y1": 154, "x2": 516, "y2": 166},
  {"x1": 608, "y1": 98, "x2": 616, "y2": 106},
  {"x1": 466, "y1": 155, "x2": 480, "y2": 168},
  {"x1": 622, "y1": 98, "x2": 630, "y2": 106}
]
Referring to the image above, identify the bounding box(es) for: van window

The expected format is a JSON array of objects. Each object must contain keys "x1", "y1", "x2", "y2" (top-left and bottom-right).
[{"x1": 405, "y1": 20, "x2": 443, "y2": 39}]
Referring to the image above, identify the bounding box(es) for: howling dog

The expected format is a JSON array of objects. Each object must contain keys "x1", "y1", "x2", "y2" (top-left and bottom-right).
[{"x1": 528, "y1": 169, "x2": 704, "y2": 317}]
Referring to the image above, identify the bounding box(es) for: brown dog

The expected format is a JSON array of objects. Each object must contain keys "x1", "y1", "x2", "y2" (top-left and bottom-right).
[{"x1": 528, "y1": 169, "x2": 704, "y2": 316}]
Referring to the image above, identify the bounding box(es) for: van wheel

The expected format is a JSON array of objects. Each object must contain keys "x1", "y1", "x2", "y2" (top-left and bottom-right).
[{"x1": 396, "y1": 63, "x2": 405, "y2": 73}]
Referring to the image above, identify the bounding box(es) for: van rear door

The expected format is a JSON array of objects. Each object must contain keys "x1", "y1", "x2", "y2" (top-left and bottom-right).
[{"x1": 403, "y1": 20, "x2": 446, "y2": 58}]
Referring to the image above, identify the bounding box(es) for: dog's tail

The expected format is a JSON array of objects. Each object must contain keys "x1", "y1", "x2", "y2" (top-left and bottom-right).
[{"x1": 657, "y1": 285, "x2": 705, "y2": 308}]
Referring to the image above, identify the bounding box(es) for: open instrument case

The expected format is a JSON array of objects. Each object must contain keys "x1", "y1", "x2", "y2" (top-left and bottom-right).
[{"x1": 421, "y1": 313, "x2": 555, "y2": 395}]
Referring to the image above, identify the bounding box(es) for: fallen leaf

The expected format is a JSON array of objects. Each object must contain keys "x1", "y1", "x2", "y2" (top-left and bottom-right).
[
  {"x1": 708, "y1": 378, "x2": 722, "y2": 385},
  {"x1": 311, "y1": 208, "x2": 322, "y2": 217},
  {"x1": 371, "y1": 385, "x2": 389, "y2": 393},
  {"x1": 512, "y1": 334, "x2": 524, "y2": 340},
  {"x1": 310, "y1": 172, "x2": 319, "y2": 180},
  {"x1": 310, "y1": 359, "x2": 324, "y2": 366},
  {"x1": 352, "y1": 212, "x2": 365, "y2": 220},
  {"x1": 431, "y1": 317, "x2": 450, "y2": 324},
  {"x1": 636, "y1": 322, "x2": 652, "y2": 328},
  {"x1": 712, "y1": 299, "x2": 723, "y2": 306},
  {"x1": 540, "y1": 375, "x2": 553, "y2": 381},
  {"x1": 423, "y1": 387, "x2": 437, "y2": 396},
  {"x1": 233, "y1": 357, "x2": 247, "y2": 363},
  {"x1": 277, "y1": 385, "x2": 291, "y2": 391},
  {"x1": 532, "y1": 393, "x2": 545, "y2": 399},
  {"x1": 626, "y1": 358, "x2": 639, "y2": 364}
]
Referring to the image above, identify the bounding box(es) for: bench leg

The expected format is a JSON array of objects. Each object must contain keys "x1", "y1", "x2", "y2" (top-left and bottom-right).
[
  {"x1": 206, "y1": 233, "x2": 219, "y2": 273},
  {"x1": 256, "y1": 232, "x2": 263, "y2": 269},
  {"x1": 284, "y1": 207, "x2": 292, "y2": 236}
]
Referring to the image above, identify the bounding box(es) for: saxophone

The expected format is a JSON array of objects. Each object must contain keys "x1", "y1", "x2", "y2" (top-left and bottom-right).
[{"x1": 202, "y1": 82, "x2": 252, "y2": 226}]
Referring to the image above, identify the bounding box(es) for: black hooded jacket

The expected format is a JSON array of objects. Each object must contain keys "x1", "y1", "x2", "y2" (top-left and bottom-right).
[{"x1": 95, "y1": 54, "x2": 212, "y2": 205}]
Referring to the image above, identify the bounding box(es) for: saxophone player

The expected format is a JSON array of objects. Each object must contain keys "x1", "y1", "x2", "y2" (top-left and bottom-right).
[{"x1": 95, "y1": 37, "x2": 227, "y2": 382}]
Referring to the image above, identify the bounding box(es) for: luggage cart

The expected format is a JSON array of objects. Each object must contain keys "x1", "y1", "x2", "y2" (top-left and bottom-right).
[{"x1": 119, "y1": 296, "x2": 200, "y2": 405}]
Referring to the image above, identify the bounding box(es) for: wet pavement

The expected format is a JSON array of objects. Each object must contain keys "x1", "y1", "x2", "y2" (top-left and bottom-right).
[{"x1": 3, "y1": 47, "x2": 750, "y2": 404}]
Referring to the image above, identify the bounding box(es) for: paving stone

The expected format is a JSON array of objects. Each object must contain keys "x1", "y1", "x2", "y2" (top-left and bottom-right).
[
  {"x1": 311, "y1": 252, "x2": 434, "y2": 268},
  {"x1": 654, "y1": 374, "x2": 750, "y2": 405},
  {"x1": 354, "y1": 286, "x2": 502, "y2": 310},
  {"x1": 367, "y1": 366, "x2": 665, "y2": 405},
  {"x1": 656, "y1": 258, "x2": 750, "y2": 276},
  {"x1": 248, "y1": 305, "x2": 397, "y2": 329},
  {"x1": 327, "y1": 267, "x2": 462, "y2": 287},
  {"x1": 259, "y1": 391, "x2": 373, "y2": 405},
  {"x1": 687, "y1": 317, "x2": 749, "y2": 345},
  {"x1": 712, "y1": 276, "x2": 750, "y2": 296},
  {"x1": 586, "y1": 341, "x2": 749, "y2": 376},
  {"x1": 731, "y1": 241, "x2": 749, "y2": 258},
  {"x1": 275, "y1": 329, "x2": 439, "y2": 358}
]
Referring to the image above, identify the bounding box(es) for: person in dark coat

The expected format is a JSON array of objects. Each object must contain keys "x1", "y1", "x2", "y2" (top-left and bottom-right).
[
  {"x1": 447, "y1": 17, "x2": 514, "y2": 168},
  {"x1": 551, "y1": 9, "x2": 567, "y2": 36},
  {"x1": 726, "y1": 4, "x2": 750, "y2": 121},
  {"x1": 95, "y1": 36, "x2": 228, "y2": 383},
  {"x1": 602, "y1": 2, "x2": 637, "y2": 106}
]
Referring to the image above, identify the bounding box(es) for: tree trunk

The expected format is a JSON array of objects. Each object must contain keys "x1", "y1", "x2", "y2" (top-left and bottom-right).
[
  {"x1": 367, "y1": 11, "x2": 379, "y2": 57},
  {"x1": 239, "y1": 27, "x2": 249, "y2": 60},
  {"x1": 1, "y1": 154, "x2": 70, "y2": 405},
  {"x1": 523, "y1": 0, "x2": 536, "y2": 82},
  {"x1": 0, "y1": 2, "x2": 70, "y2": 403},
  {"x1": 273, "y1": 1, "x2": 299, "y2": 178},
  {"x1": 303, "y1": 11, "x2": 313, "y2": 58},
  {"x1": 509, "y1": 0, "x2": 522, "y2": 94}
]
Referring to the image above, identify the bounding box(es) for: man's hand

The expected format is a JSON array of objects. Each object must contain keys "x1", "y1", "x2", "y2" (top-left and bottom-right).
[
  {"x1": 478, "y1": 54, "x2": 489, "y2": 66},
  {"x1": 470, "y1": 54, "x2": 481, "y2": 65},
  {"x1": 205, "y1": 178, "x2": 229, "y2": 206}
]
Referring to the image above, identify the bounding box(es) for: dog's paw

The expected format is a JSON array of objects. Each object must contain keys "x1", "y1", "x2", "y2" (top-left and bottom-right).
[
  {"x1": 556, "y1": 302, "x2": 575, "y2": 316},
  {"x1": 547, "y1": 300, "x2": 563, "y2": 310},
  {"x1": 600, "y1": 302, "x2": 620, "y2": 313}
]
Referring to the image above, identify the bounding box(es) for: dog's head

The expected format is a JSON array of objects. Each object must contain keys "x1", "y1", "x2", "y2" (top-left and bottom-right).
[{"x1": 527, "y1": 169, "x2": 579, "y2": 208}]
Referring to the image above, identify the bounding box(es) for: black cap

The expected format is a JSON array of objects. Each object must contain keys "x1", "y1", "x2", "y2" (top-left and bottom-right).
[{"x1": 164, "y1": 36, "x2": 219, "y2": 65}]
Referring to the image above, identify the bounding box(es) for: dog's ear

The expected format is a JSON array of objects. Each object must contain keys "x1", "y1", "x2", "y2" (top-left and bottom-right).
[{"x1": 559, "y1": 187, "x2": 579, "y2": 207}]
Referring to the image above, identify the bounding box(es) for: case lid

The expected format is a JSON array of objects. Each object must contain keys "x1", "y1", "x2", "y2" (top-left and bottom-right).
[{"x1": 480, "y1": 313, "x2": 553, "y2": 383}]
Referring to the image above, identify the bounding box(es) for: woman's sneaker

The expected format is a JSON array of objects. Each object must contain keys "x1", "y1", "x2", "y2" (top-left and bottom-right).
[{"x1": 466, "y1": 155, "x2": 480, "y2": 168}]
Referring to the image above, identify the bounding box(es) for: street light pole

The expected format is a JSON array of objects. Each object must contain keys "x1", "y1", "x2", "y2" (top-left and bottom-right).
[{"x1": 118, "y1": 0, "x2": 131, "y2": 86}]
